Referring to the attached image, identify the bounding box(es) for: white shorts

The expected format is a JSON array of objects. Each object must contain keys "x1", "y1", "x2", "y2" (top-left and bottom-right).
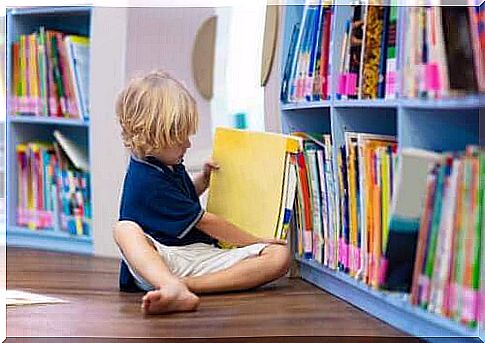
[{"x1": 122, "y1": 234, "x2": 269, "y2": 291}]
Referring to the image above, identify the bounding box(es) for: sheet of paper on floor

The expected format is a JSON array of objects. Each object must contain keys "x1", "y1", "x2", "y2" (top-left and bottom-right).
[{"x1": 6, "y1": 290, "x2": 68, "y2": 306}]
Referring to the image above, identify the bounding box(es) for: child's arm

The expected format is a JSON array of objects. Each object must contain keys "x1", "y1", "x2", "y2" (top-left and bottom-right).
[
  {"x1": 193, "y1": 161, "x2": 219, "y2": 196},
  {"x1": 197, "y1": 212, "x2": 286, "y2": 247}
]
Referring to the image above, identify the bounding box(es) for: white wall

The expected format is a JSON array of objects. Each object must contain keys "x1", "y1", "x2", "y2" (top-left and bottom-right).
[
  {"x1": 263, "y1": 5, "x2": 284, "y2": 133},
  {"x1": 90, "y1": 7, "x2": 130, "y2": 257},
  {"x1": 90, "y1": 7, "x2": 217, "y2": 257},
  {"x1": 125, "y1": 7, "x2": 216, "y2": 172}
]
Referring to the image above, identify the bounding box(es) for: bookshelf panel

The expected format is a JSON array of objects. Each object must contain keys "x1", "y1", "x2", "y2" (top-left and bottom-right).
[
  {"x1": 281, "y1": 100, "x2": 331, "y2": 110},
  {"x1": 333, "y1": 99, "x2": 398, "y2": 108},
  {"x1": 398, "y1": 108, "x2": 479, "y2": 152},
  {"x1": 297, "y1": 257, "x2": 478, "y2": 339},
  {"x1": 7, "y1": 226, "x2": 93, "y2": 255},
  {"x1": 9, "y1": 7, "x2": 91, "y2": 16},
  {"x1": 8, "y1": 116, "x2": 89, "y2": 127},
  {"x1": 7, "y1": 9, "x2": 91, "y2": 40},
  {"x1": 400, "y1": 95, "x2": 483, "y2": 110},
  {"x1": 281, "y1": 108, "x2": 331, "y2": 135},
  {"x1": 330, "y1": 106, "x2": 397, "y2": 151}
]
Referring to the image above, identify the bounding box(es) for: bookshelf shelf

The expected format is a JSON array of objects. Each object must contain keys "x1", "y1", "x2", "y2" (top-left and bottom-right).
[
  {"x1": 399, "y1": 96, "x2": 483, "y2": 110},
  {"x1": 297, "y1": 257, "x2": 478, "y2": 340},
  {"x1": 7, "y1": 226, "x2": 93, "y2": 254},
  {"x1": 333, "y1": 99, "x2": 399, "y2": 108},
  {"x1": 9, "y1": 6, "x2": 90, "y2": 16},
  {"x1": 278, "y1": 4, "x2": 483, "y2": 340},
  {"x1": 281, "y1": 100, "x2": 332, "y2": 110},
  {"x1": 8, "y1": 116, "x2": 89, "y2": 127}
]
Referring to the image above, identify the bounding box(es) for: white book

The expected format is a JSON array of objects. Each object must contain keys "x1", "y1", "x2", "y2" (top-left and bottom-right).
[
  {"x1": 390, "y1": 148, "x2": 443, "y2": 226},
  {"x1": 53, "y1": 130, "x2": 89, "y2": 172},
  {"x1": 65, "y1": 35, "x2": 90, "y2": 119}
]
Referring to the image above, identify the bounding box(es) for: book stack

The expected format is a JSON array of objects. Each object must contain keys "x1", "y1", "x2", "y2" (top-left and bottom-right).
[
  {"x1": 401, "y1": 6, "x2": 484, "y2": 99},
  {"x1": 337, "y1": 5, "x2": 399, "y2": 100},
  {"x1": 10, "y1": 28, "x2": 90, "y2": 119},
  {"x1": 280, "y1": 1, "x2": 334, "y2": 103},
  {"x1": 16, "y1": 131, "x2": 91, "y2": 236}
]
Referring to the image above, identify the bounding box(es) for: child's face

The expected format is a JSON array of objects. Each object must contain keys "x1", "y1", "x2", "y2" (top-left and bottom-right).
[{"x1": 155, "y1": 138, "x2": 192, "y2": 165}]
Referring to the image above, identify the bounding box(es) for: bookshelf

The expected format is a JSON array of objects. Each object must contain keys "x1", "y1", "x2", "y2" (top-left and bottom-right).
[
  {"x1": 5, "y1": 6, "x2": 221, "y2": 258},
  {"x1": 278, "y1": 4, "x2": 483, "y2": 341},
  {"x1": 6, "y1": 7, "x2": 93, "y2": 254}
]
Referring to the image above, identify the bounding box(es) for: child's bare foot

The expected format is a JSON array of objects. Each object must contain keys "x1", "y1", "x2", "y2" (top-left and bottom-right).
[{"x1": 141, "y1": 281, "x2": 200, "y2": 314}]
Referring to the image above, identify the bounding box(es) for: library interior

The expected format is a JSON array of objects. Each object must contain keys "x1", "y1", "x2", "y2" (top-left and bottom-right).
[{"x1": 2, "y1": 2, "x2": 484, "y2": 342}]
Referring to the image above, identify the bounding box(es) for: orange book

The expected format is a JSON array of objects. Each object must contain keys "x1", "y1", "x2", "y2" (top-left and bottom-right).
[{"x1": 12, "y1": 42, "x2": 20, "y2": 113}]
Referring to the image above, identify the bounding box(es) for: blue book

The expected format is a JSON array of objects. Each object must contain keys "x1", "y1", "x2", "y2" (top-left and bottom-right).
[
  {"x1": 306, "y1": 3, "x2": 324, "y2": 102},
  {"x1": 295, "y1": 6, "x2": 317, "y2": 101},
  {"x1": 281, "y1": 23, "x2": 300, "y2": 103},
  {"x1": 288, "y1": 1, "x2": 312, "y2": 103}
]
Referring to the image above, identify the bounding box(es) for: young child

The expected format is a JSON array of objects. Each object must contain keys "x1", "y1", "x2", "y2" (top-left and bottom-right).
[{"x1": 114, "y1": 71, "x2": 290, "y2": 315}]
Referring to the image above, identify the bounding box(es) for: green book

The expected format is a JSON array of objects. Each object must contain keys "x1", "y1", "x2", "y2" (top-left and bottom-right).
[{"x1": 37, "y1": 28, "x2": 48, "y2": 116}]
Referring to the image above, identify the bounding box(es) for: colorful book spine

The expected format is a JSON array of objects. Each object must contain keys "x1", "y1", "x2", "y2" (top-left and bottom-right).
[
  {"x1": 385, "y1": 6, "x2": 398, "y2": 99},
  {"x1": 15, "y1": 140, "x2": 91, "y2": 236},
  {"x1": 361, "y1": 6, "x2": 385, "y2": 100},
  {"x1": 319, "y1": 7, "x2": 332, "y2": 100},
  {"x1": 9, "y1": 28, "x2": 89, "y2": 117}
]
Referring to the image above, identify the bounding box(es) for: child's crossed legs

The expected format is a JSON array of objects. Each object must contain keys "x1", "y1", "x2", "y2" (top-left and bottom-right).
[{"x1": 113, "y1": 221, "x2": 290, "y2": 314}]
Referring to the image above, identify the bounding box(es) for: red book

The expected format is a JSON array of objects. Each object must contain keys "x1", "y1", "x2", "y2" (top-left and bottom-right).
[{"x1": 320, "y1": 8, "x2": 332, "y2": 100}]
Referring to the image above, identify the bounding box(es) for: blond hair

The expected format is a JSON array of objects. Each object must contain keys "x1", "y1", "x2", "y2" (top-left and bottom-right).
[{"x1": 116, "y1": 71, "x2": 199, "y2": 158}]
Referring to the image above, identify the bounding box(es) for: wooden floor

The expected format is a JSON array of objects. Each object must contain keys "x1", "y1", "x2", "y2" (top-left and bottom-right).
[{"x1": 6, "y1": 248, "x2": 414, "y2": 342}]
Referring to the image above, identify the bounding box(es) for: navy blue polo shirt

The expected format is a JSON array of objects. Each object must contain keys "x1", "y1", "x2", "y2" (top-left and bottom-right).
[{"x1": 118, "y1": 155, "x2": 217, "y2": 291}]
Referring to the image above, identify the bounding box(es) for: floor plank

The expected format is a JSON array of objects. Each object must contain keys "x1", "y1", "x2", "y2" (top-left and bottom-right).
[{"x1": 7, "y1": 248, "x2": 410, "y2": 341}]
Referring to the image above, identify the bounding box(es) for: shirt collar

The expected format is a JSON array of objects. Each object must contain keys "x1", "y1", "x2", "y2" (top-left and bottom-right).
[{"x1": 131, "y1": 155, "x2": 185, "y2": 175}]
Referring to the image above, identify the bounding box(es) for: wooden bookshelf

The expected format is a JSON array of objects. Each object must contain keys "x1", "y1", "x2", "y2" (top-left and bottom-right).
[{"x1": 278, "y1": 4, "x2": 483, "y2": 341}]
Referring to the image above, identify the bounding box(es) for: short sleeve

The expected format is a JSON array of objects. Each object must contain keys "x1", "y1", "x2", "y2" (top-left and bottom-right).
[
  {"x1": 119, "y1": 159, "x2": 204, "y2": 240},
  {"x1": 142, "y1": 182, "x2": 204, "y2": 239}
]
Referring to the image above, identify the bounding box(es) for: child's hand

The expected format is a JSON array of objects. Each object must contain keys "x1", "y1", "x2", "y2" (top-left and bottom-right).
[
  {"x1": 257, "y1": 238, "x2": 287, "y2": 245},
  {"x1": 202, "y1": 161, "x2": 220, "y2": 182}
]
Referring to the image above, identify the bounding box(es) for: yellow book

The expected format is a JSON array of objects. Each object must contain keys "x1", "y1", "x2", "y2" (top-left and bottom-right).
[
  {"x1": 207, "y1": 128, "x2": 300, "y2": 243},
  {"x1": 381, "y1": 147, "x2": 391, "y2": 254}
]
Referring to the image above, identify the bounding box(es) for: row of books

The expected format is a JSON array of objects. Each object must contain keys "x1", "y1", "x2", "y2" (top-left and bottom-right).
[
  {"x1": 338, "y1": 5, "x2": 399, "y2": 100},
  {"x1": 281, "y1": 4, "x2": 484, "y2": 103},
  {"x1": 401, "y1": 6, "x2": 484, "y2": 99},
  {"x1": 292, "y1": 133, "x2": 338, "y2": 264},
  {"x1": 280, "y1": 2, "x2": 334, "y2": 103},
  {"x1": 409, "y1": 148, "x2": 483, "y2": 328},
  {"x1": 10, "y1": 28, "x2": 90, "y2": 119},
  {"x1": 16, "y1": 135, "x2": 91, "y2": 236},
  {"x1": 290, "y1": 131, "x2": 482, "y2": 327},
  {"x1": 293, "y1": 132, "x2": 398, "y2": 287}
]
